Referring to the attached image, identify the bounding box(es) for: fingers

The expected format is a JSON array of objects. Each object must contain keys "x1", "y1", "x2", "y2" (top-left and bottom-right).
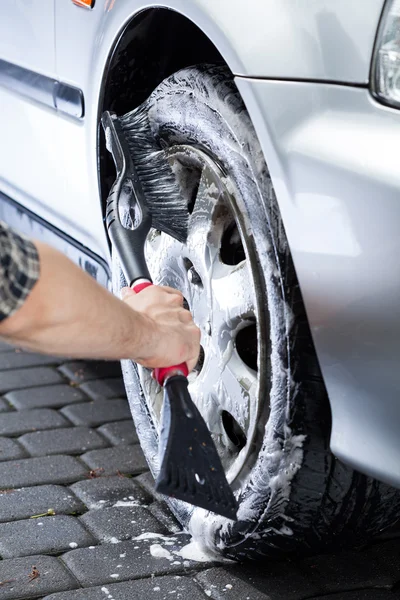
[
  {"x1": 121, "y1": 285, "x2": 184, "y2": 312},
  {"x1": 122, "y1": 284, "x2": 181, "y2": 298},
  {"x1": 158, "y1": 285, "x2": 183, "y2": 296},
  {"x1": 186, "y1": 325, "x2": 201, "y2": 373},
  {"x1": 178, "y1": 308, "x2": 193, "y2": 323},
  {"x1": 168, "y1": 293, "x2": 184, "y2": 307},
  {"x1": 136, "y1": 285, "x2": 183, "y2": 304},
  {"x1": 140, "y1": 284, "x2": 183, "y2": 298},
  {"x1": 149, "y1": 322, "x2": 200, "y2": 376},
  {"x1": 121, "y1": 287, "x2": 135, "y2": 299},
  {"x1": 186, "y1": 357, "x2": 199, "y2": 374},
  {"x1": 150, "y1": 285, "x2": 184, "y2": 305},
  {"x1": 122, "y1": 281, "x2": 200, "y2": 372}
]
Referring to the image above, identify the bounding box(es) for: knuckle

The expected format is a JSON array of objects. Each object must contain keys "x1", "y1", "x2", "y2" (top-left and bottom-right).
[
  {"x1": 180, "y1": 311, "x2": 191, "y2": 323},
  {"x1": 169, "y1": 293, "x2": 181, "y2": 305}
]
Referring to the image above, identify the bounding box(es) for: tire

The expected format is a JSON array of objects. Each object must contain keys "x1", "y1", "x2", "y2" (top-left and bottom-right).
[{"x1": 114, "y1": 65, "x2": 400, "y2": 560}]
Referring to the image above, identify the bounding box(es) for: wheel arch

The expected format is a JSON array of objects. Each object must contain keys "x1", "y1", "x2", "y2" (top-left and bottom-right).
[
  {"x1": 97, "y1": 8, "x2": 228, "y2": 213},
  {"x1": 96, "y1": 7, "x2": 298, "y2": 265}
]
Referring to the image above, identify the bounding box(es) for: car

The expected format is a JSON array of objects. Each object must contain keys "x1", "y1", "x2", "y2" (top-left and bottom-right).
[{"x1": 1, "y1": 0, "x2": 400, "y2": 561}]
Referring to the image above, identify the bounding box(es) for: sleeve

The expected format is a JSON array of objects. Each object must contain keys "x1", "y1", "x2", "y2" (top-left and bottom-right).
[{"x1": 0, "y1": 221, "x2": 40, "y2": 322}]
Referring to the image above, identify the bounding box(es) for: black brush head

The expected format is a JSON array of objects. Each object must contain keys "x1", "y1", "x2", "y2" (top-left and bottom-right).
[
  {"x1": 119, "y1": 104, "x2": 189, "y2": 244},
  {"x1": 155, "y1": 376, "x2": 238, "y2": 521}
]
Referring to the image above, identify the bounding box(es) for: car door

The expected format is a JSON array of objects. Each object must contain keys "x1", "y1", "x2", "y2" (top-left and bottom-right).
[
  {"x1": 0, "y1": 1, "x2": 55, "y2": 76},
  {"x1": 0, "y1": 1, "x2": 61, "y2": 233},
  {"x1": 51, "y1": 0, "x2": 110, "y2": 260}
]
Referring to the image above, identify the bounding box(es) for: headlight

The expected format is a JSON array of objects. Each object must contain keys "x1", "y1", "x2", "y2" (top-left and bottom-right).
[{"x1": 372, "y1": 0, "x2": 400, "y2": 108}]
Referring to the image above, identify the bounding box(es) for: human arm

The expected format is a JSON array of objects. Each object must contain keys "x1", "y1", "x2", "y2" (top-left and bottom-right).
[{"x1": 0, "y1": 237, "x2": 200, "y2": 371}]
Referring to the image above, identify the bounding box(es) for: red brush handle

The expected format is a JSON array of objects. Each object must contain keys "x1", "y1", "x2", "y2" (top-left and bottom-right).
[
  {"x1": 133, "y1": 281, "x2": 154, "y2": 294},
  {"x1": 132, "y1": 280, "x2": 189, "y2": 386}
]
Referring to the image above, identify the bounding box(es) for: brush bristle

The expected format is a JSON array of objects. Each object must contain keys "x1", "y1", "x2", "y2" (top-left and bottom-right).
[{"x1": 119, "y1": 103, "x2": 188, "y2": 243}]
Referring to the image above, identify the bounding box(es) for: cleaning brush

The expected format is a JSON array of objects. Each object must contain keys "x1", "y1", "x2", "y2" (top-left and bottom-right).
[{"x1": 102, "y1": 110, "x2": 238, "y2": 520}]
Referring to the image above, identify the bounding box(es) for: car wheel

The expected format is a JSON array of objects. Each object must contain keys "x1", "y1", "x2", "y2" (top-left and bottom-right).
[{"x1": 112, "y1": 65, "x2": 400, "y2": 559}]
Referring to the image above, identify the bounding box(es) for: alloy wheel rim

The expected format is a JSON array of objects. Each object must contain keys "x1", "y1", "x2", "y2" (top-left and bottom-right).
[{"x1": 139, "y1": 146, "x2": 268, "y2": 483}]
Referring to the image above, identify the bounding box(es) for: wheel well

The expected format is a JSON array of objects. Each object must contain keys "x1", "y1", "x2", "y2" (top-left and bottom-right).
[{"x1": 98, "y1": 8, "x2": 226, "y2": 214}]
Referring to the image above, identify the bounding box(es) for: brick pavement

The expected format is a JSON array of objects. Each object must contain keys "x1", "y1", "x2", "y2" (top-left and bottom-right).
[{"x1": 0, "y1": 344, "x2": 397, "y2": 599}]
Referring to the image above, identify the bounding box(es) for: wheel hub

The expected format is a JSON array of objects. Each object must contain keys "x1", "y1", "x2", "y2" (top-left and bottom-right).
[{"x1": 141, "y1": 147, "x2": 262, "y2": 482}]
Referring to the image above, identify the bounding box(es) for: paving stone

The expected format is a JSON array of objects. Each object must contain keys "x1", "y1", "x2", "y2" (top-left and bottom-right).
[
  {"x1": 195, "y1": 565, "x2": 321, "y2": 600},
  {"x1": 97, "y1": 420, "x2": 138, "y2": 445},
  {"x1": 0, "y1": 437, "x2": 26, "y2": 461},
  {"x1": 0, "y1": 398, "x2": 11, "y2": 412},
  {"x1": 360, "y1": 540, "x2": 400, "y2": 585},
  {"x1": 70, "y1": 475, "x2": 152, "y2": 509},
  {"x1": 0, "y1": 485, "x2": 84, "y2": 522},
  {"x1": 80, "y1": 505, "x2": 167, "y2": 542},
  {"x1": 196, "y1": 568, "x2": 269, "y2": 600},
  {"x1": 80, "y1": 378, "x2": 126, "y2": 400},
  {"x1": 58, "y1": 361, "x2": 122, "y2": 383},
  {"x1": 0, "y1": 341, "x2": 13, "y2": 352},
  {"x1": 60, "y1": 400, "x2": 130, "y2": 427},
  {"x1": 307, "y1": 593, "x2": 396, "y2": 600},
  {"x1": 148, "y1": 502, "x2": 182, "y2": 534},
  {"x1": 62, "y1": 533, "x2": 204, "y2": 587},
  {"x1": 0, "y1": 455, "x2": 87, "y2": 489},
  {"x1": 0, "y1": 409, "x2": 69, "y2": 436},
  {"x1": 81, "y1": 445, "x2": 148, "y2": 476},
  {"x1": 42, "y1": 575, "x2": 210, "y2": 600},
  {"x1": 0, "y1": 351, "x2": 62, "y2": 370},
  {"x1": 300, "y1": 540, "x2": 400, "y2": 593},
  {"x1": 136, "y1": 471, "x2": 165, "y2": 503},
  {"x1": 0, "y1": 515, "x2": 96, "y2": 558},
  {"x1": 5, "y1": 384, "x2": 86, "y2": 410},
  {"x1": 19, "y1": 427, "x2": 109, "y2": 457},
  {"x1": 0, "y1": 367, "x2": 64, "y2": 393},
  {"x1": 0, "y1": 554, "x2": 79, "y2": 598}
]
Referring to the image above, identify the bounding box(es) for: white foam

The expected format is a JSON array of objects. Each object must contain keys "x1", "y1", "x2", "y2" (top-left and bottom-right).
[
  {"x1": 176, "y1": 541, "x2": 215, "y2": 563},
  {"x1": 149, "y1": 544, "x2": 173, "y2": 560},
  {"x1": 132, "y1": 532, "x2": 176, "y2": 542}
]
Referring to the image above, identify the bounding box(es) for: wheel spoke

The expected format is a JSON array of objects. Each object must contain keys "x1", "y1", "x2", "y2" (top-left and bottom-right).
[
  {"x1": 145, "y1": 230, "x2": 186, "y2": 290},
  {"x1": 211, "y1": 261, "x2": 255, "y2": 334},
  {"x1": 218, "y1": 353, "x2": 257, "y2": 434},
  {"x1": 186, "y1": 164, "x2": 229, "y2": 272},
  {"x1": 190, "y1": 348, "x2": 257, "y2": 437}
]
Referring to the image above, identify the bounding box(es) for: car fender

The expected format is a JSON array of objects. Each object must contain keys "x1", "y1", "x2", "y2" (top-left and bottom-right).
[
  {"x1": 235, "y1": 76, "x2": 400, "y2": 486},
  {"x1": 87, "y1": 0, "x2": 386, "y2": 85}
]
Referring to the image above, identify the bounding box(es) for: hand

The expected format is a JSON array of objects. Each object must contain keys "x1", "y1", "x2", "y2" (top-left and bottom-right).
[{"x1": 121, "y1": 285, "x2": 201, "y2": 372}]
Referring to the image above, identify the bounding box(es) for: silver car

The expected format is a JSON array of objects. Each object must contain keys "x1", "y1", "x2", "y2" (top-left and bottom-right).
[{"x1": 1, "y1": 0, "x2": 400, "y2": 560}]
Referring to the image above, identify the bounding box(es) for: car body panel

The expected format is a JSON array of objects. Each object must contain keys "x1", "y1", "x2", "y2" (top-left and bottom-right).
[
  {"x1": 0, "y1": 0, "x2": 56, "y2": 76},
  {"x1": 55, "y1": 0, "x2": 385, "y2": 86},
  {"x1": 0, "y1": 87, "x2": 110, "y2": 261},
  {"x1": 0, "y1": 0, "x2": 109, "y2": 261},
  {"x1": 236, "y1": 76, "x2": 400, "y2": 485},
  {"x1": 0, "y1": 190, "x2": 110, "y2": 287}
]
